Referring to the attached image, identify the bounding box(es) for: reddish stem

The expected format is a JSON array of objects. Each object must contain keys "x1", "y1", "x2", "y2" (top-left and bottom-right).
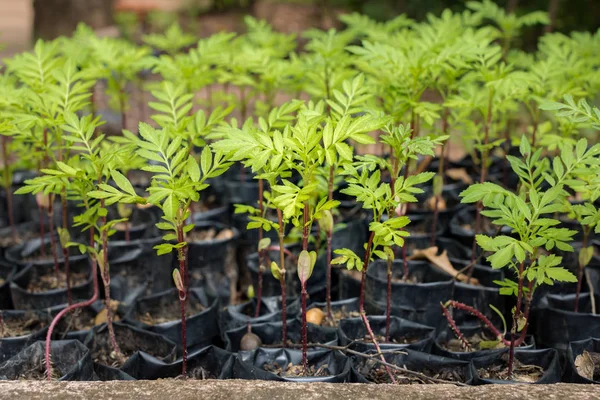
[
  {"x1": 61, "y1": 193, "x2": 71, "y2": 306},
  {"x1": 38, "y1": 201, "x2": 46, "y2": 257},
  {"x1": 98, "y1": 174, "x2": 124, "y2": 361},
  {"x1": 385, "y1": 256, "x2": 392, "y2": 342},
  {"x1": 254, "y1": 178, "x2": 264, "y2": 318},
  {"x1": 445, "y1": 300, "x2": 512, "y2": 346},
  {"x1": 441, "y1": 303, "x2": 472, "y2": 351},
  {"x1": 47, "y1": 200, "x2": 60, "y2": 284},
  {"x1": 508, "y1": 261, "x2": 526, "y2": 378},
  {"x1": 325, "y1": 166, "x2": 334, "y2": 321},
  {"x1": 575, "y1": 228, "x2": 590, "y2": 313},
  {"x1": 2, "y1": 136, "x2": 16, "y2": 242},
  {"x1": 125, "y1": 221, "x2": 130, "y2": 243},
  {"x1": 301, "y1": 281, "x2": 308, "y2": 372},
  {"x1": 277, "y1": 208, "x2": 287, "y2": 346},
  {"x1": 177, "y1": 223, "x2": 188, "y2": 377},
  {"x1": 359, "y1": 231, "x2": 396, "y2": 383},
  {"x1": 46, "y1": 228, "x2": 98, "y2": 380},
  {"x1": 0, "y1": 310, "x2": 4, "y2": 338}
]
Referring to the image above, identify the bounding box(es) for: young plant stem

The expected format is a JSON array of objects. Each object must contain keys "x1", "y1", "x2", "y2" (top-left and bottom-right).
[
  {"x1": 325, "y1": 165, "x2": 334, "y2": 321},
  {"x1": 469, "y1": 92, "x2": 493, "y2": 274},
  {"x1": 277, "y1": 208, "x2": 287, "y2": 346},
  {"x1": 38, "y1": 200, "x2": 46, "y2": 257},
  {"x1": 98, "y1": 174, "x2": 124, "y2": 363},
  {"x1": 45, "y1": 227, "x2": 98, "y2": 380},
  {"x1": 445, "y1": 300, "x2": 512, "y2": 346},
  {"x1": 300, "y1": 202, "x2": 311, "y2": 372},
  {"x1": 430, "y1": 110, "x2": 449, "y2": 246},
  {"x1": 359, "y1": 231, "x2": 397, "y2": 384},
  {"x1": 385, "y1": 256, "x2": 392, "y2": 342},
  {"x1": 1, "y1": 136, "x2": 16, "y2": 242},
  {"x1": 254, "y1": 178, "x2": 265, "y2": 318},
  {"x1": 507, "y1": 261, "x2": 526, "y2": 378},
  {"x1": 61, "y1": 192, "x2": 72, "y2": 306},
  {"x1": 176, "y1": 222, "x2": 188, "y2": 377},
  {"x1": 47, "y1": 199, "x2": 60, "y2": 284},
  {"x1": 0, "y1": 310, "x2": 4, "y2": 338},
  {"x1": 301, "y1": 280, "x2": 308, "y2": 372},
  {"x1": 575, "y1": 227, "x2": 590, "y2": 313},
  {"x1": 440, "y1": 302, "x2": 472, "y2": 351},
  {"x1": 124, "y1": 221, "x2": 130, "y2": 243}
]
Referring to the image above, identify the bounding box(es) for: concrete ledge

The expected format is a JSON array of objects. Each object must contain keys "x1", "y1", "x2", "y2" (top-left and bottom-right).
[{"x1": 0, "y1": 380, "x2": 598, "y2": 400}]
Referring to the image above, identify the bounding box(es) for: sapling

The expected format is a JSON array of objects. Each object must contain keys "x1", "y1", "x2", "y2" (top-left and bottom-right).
[
  {"x1": 9, "y1": 48, "x2": 96, "y2": 302},
  {"x1": 103, "y1": 122, "x2": 231, "y2": 377},
  {"x1": 212, "y1": 100, "x2": 303, "y2": 321},
  {"x1": 453, "y1": 136, "x2": 597, "y2": 377},
  {"x1": 332, "y1": 134, "x2": 436, "y2": 381},
  {"x1": 319, "y1": 73, "x2": 387, "y2": 321},
  {"x1": 16, "y1": 113, "x2": 140, "y2": 379},
  {"x1": 540, "y1": 95, "x2": 600, "y2": 312}
]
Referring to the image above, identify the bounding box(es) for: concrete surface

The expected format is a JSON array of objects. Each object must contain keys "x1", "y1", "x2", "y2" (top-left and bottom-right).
[{"x1": 0, "y1": 380, "x2": 599, "y2": 400}]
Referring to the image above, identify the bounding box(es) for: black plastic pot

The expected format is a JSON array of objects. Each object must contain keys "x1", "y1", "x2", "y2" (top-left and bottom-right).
[
  {"x1": 108, "y1": 207, "x2": 156, "y2": 242},
  {"x1": 531, "y1": 294, "x2": 600, "y2": 354},
  {"x1": 125, "y1": 287, "x2": 220, "y2": 352},
  {"x1": 0, "y1": 340, "x2": 94, "y2": 381},
  {"x1": 0, "y1": 222, "x2": 40, "y2": 261},
  {"x1": 351, "y1": 348, "x2": 471, "y2": 384},
  {"x1": 565, "y1": 337, "x2": 600, "y2": 383},
  {"x1": 0, "y1": 310, "x2": 51, "y2": 363},
  {"x1": 93, "y1": 363, "x2": 136, "y2": 381},
  {"x1": 247, "y1": 247, "x2": 327, "y2": 302},
  {"x1": 0, "y1": 260, "x2": 15, "y2": 309},
  {"x1": 336, "y1": 269, "x2": 362, "y2": 300},
  {"x1": 432, "y1": 324, "x2": 535, "y2": 361},
  {"x1": 233, "y1": 348, "x2": 351, "y2": 382},
  {"x1": 185, "y1": 221, "x2": 239, "y2": 303},
  {"x1": 394, "y1": 214, "x2": 445, "y2": 255},
  {"x1": 82, "y1": 322, "x2": 177, "y2": 370},
  {"x1": 219, "y1": 296, "x2": 300, "y2": 335},
  {"x1": 365, "y1": 260, "x2": 454, "y2": 329},
  {"x1": 449, "y1": 259, "x2": 506, "y2": 326},
  {"x1": 122, "y1": 345, "x2": 235, "y2": 380},
  {"x1": 307, "y1": 297, "x2": 360, "y2": 325},
  {"x1": 224, "y1": 318, "x2": 338, "y2": 353},
  {"x1": 103, "y1": 242, "x2": 153, "y2": 307},
  {"x1": 338, "y1": 316, "x2": 435, "y2": 353},
  {"x1": 5, "y1": 236, "x2": 88, "y2": 269},
  {"x1": 10, "y1": 259, "x2": 93, "y2": 310},
  {"x1": 467, "y1": 348, "x2": 561, "y2": 384},
  {"x1": 448, "y1": 207, "x2": 510, "y2": 250}
]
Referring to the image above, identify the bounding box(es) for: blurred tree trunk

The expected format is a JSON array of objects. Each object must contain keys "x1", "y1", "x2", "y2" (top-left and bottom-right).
[
  {"x1": 545, "y1": 0, "x2": 561, "y2": 33},
  {"x1": 33, "y1": 0, "x2": 115, "y2": 40}
]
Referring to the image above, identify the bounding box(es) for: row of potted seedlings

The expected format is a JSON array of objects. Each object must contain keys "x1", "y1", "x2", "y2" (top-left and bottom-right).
[{"x1": 0, "y1": 1, "x2": 599, "y2": 384}]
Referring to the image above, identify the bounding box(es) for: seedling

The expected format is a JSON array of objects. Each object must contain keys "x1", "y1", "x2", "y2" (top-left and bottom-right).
[{"x1": 453, "y1": 136, "x2": 598, "y2": 377}]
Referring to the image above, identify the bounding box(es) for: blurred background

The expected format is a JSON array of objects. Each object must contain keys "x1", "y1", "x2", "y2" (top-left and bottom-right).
[{"x1": 1, "y1": 0, "x2": 599, "y2": 58}]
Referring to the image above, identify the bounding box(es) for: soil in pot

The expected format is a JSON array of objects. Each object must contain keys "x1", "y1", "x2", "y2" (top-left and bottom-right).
[
  {"x1": 307, "y1": 298, "x2": 360, "y2": 327},
  {"x1": 0, "y1": 230, "x2": 38, "y2": 249},
  {"x1": 86, "y1": 323, "x2": 176, "y2": 369},
  {"x1": 26, "y1": 270, "x2": 88, "y2": 293},
  {"x1": 360, "y1": 360, "x2": 467, "y2": 384},
  {"x1": 262, "y1": 361, "x2": 330, "y2": 378},
  {"x1": 187, "y1": 227, "x2": 235, "y2": 242},
  {"x1": 476, "y1": 353, "x2": 544, "y2": 383},
  {"x1": 442, "y1": 332, "x2": 507, "y2": 353},
  {"x1": 138, "y1": 297, "x2": 205, "y2": 326},
  {"x1": 0, "y1": 340, "x2": 94, "y2": 381},
  {"x1": 234, "y1": 348, "x2": 351, "y2": 382},
  {"x1": 352, "y1": 349, "x2": 469, "y2": 384},
  {"x1": 0, "y1": 312, "x2": 47, "y2": 338}
]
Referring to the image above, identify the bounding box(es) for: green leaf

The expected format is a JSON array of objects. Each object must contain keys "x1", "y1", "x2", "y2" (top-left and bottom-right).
[
  {"x1": 112, "y1": 170, "x2": 136, "y2": 196},
  {"x1": 187, "y1": 156, "x2": 200, "y2": 182}
]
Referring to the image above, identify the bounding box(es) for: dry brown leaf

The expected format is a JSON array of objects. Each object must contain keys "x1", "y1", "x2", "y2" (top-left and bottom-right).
[
  {"x1": 575, "y1": 351, "x2": 595, "y2": 380},
  {"x1": 94, "y1": 300, "x2": 121, "y2": 326},
  {"x1": 446, "y1": 168, "x2": 473, "y2": 185},
  {"x1": 408, "y1": 246, "x2": 479, "y2": 285}
]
